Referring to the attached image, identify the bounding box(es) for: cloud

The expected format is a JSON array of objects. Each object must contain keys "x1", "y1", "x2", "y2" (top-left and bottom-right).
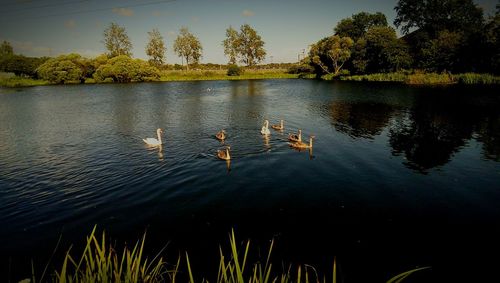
[
  {"x1": 112, "y1": 7, "x2": 134, "y2": 17},
  {"x1": 65, "y1": 19, "x2": 76, "y2": 29},
  {"x1": 192, "y1": 16, "x2": 199, "y2": 23},
  {"x1": 242, "y1": 9, "x2": 254, "y2": 17},
  {"x1": 152, "y1": 10, "x2": 162, "y2": 17}
]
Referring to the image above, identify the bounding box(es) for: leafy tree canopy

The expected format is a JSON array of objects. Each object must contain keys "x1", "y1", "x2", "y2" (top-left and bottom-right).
[
  {"x1": 37, "y1": 54, "x2": 90, "y2": 83},
  {"x1": 334, "y1": 12, "x2": 388, "y2": 40},
  {"x1": 223, "y1": 26, "x2": 239, "y2": 65},
  {"x1": 356, "y1": 26, "x2": 412, "y2": 73},
  {"x1": 173, "y1": 27, "x2": 202, "y2": 70},
  {"x1": 0, "y1": 54, "x2": 48, "y2": 77},
  {"x1": 236, "y1": 24, "x2": 266, "y2": 66},
  {"x1": 146, "y1": 28, "x2": 166, "y2": 67},
  {"x1": 93, "y1": 55, "x2": 160, "y2": 83},
  {"x1": 394, "y1": 0, "x2": 484, "y2": 35},
  {"x1": 0, "y1": 41, "x2": 14, "y2": 58},
  {"x1": 309, "y1": 35, "x2": 354, "y2": 76},
  {"x1": 103, "y1": 22, "x2": 133, "y2": 58}
]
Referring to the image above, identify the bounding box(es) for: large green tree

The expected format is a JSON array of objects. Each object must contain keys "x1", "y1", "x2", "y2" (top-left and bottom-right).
[
  {"x1": 0, "y1": 55, "x2": 47, "y2": 77},
  {"x1": 355, "y1": 26, "x2": 412, "y2": 73},
  {"x1": 222, "y1": 26, "x2": 239, "y2": 64},
  {"x1": 421, "y1": 30, "x2": 462, "y2": 71},
  {"x1": 310, "y1": 35, "x2": 354, "y2": 76},
  {"x1": 103, "y1": 22, "x2": 133, "y2": 57},
  {"x1": 0, "y1": 41, "x2": 14, "y2": 58},
  {"x1": 394, "y1": 0, "x2": 484, "y2": 35},
  {"x1": 146, "y1": 28, "x2": 166, "y2": 67},
  {"x1": 236, "y1": 24, "x2": 266, "y2": 66},
  {"x1": 334, "y1": 12, "x2": 388, "y2": 40},
  {"x1": 173, "y1": 27, "x2": 203, "y2": 70}
]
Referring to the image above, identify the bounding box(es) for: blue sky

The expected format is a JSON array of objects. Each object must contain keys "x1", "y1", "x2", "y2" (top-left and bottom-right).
[{"x1": 0, "y1": 0, "x2": 497, "y2": 64}]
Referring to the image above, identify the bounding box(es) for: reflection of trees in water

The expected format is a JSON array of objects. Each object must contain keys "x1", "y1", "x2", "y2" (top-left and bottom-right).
[
  {"x1": 329, "y1": 91, "x2": 500, "y2": 172},
  {"x1": 389, "y1": 94, "x2": 500, "y2": 172},
  {"x1": 329, "y1": 101, "x2": 396, "y2": 139},
  {"x1": 476, "y1": 115, "x2": 500, "y2": 162},
  {"x1": 389, "y1": 111, "x2": 472, "y2": 173}
]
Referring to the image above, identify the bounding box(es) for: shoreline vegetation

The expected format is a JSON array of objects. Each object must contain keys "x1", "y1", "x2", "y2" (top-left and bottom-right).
[
  {"x1": 1, "y1": 0, "x2": 499, "y2": 88},
  {"x1": 16, "y1": 226, "x2": 429, "y2": 283},
  {"x1": 1, "y1": 70, "x2": 498, "y2": 88}
]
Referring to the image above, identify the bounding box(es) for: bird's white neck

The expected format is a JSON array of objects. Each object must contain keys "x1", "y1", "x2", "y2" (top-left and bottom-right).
[{"x1": 157, "y1": 130, "x2": 162, "y2": 145}]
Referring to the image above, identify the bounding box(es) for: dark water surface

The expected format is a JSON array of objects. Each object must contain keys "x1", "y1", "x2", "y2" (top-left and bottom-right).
[{"x1": 1, "y1": 80, "x2": 499, "y2": 282}]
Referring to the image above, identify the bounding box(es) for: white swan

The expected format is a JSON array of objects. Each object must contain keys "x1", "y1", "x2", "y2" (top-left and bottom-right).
[
  {"x1": 261, "y1": 120, "x2": 271, "y2": 135},
  {"x1": 143, "y1": 128, "x2": 163, "y2": 146}
]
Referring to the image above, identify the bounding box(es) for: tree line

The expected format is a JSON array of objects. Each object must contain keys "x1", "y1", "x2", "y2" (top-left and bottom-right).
[
  {"x1": 1, "y1": 0, "x2": 498, "y2": 84},
  {"x1": 302, "y1": 0, "x2": 499, "y2": 77},
  {"x1": 0, "y1": 22, "x2": 267, "y2": 83}
]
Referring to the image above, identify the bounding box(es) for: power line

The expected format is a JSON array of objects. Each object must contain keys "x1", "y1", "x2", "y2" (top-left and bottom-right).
[
  {"x1": 0, "y1": 0, "x2": 177, "y2": 21},
  {"x1": 0, "y1": 0, "x2": 91, "y2": 13}
]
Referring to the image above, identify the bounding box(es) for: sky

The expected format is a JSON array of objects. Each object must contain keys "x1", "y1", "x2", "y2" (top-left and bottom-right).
[{"x1": 0, "y1": 0, "x2": 497, "y2": 64}]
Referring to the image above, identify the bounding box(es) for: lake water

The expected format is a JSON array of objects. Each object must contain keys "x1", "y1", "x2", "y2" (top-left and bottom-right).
[{"x1": 1, "y1": 80, "x2": 499, "y2": 282}]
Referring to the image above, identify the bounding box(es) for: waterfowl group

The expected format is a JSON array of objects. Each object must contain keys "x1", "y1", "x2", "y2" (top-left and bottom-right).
[{"x1": 144, "y1": 118, "x2": 313, "y2": 164}]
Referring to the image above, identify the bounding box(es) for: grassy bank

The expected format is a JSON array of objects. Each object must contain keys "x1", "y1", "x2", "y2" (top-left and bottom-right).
[
  {"x1": 17, "y1": 227, "x2": 429, "y2": 283},
  {"x1": 0, "y1": 76, "x2": 49, "y2": 87},
  {"x1": 0, "y1": 69, "x2": 297, "y2": 87},
  {"x1": 159, "y1": 69, "x2": 298, "y2": 81},
  {"x1": 338, "y1": 72, "x2": 500, "y2": 85}
]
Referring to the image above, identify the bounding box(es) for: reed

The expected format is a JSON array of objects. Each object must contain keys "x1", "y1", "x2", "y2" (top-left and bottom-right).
[
  {"x1": 339, "y1": 72, "x2": 500, "y2": 85},
  {"x1": 45, "y1": 227, "x2": 429, "y2": 283},
  {"x1": 55, "y1": 226, "x2": 167, "y2": 283}
]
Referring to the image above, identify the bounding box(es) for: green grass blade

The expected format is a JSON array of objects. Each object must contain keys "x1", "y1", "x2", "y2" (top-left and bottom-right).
[
  {"x1": 186, "y1": 252, "x2": 195, "y2": 283},
  {"x1": 386, "y1": 266, "x2": 431, "y2": 283}
]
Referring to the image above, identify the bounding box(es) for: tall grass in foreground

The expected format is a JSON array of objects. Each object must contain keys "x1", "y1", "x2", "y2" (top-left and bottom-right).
[
  {"x1": 49, "y1": 227, "x2": 429, "y2": 283},
  {"x1": 55, "y1": 226, "x2": 169, "y2": 283}
]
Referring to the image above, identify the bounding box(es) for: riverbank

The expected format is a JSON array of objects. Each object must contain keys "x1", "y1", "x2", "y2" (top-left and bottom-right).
[
  {"x1": 337, "y1": 72, "x2": 500, "y2": 85},
  {"x1": 2, "y1": 70, "x2": 499, "y2": 88},
  {"x1": 0, "y1": 69, "x2": 298, "y2": 87}
]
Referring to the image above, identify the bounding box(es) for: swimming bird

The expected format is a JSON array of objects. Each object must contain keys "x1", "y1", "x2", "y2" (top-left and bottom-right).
[
  {"x1": 143, "y1": 128, "x2": 163, "y2": 146},
  {"x1": 217, "y1": 146, "x2": 231, "y2": 160},
  {"x1": 261, "y1": 120, "x2": 271, "y2": 135},
  {"x1": 289, "y1": 136, "x2": 315, "y2": 149},
  {"x1": 288, "y1": 129, "x2": 302, "y2": 143},
  {"x1": 271, "y1": 120, "x2": 284, "y2": 131},
  {"x1": 215, "y1": 129, "x2": 226, "y2": 141}
]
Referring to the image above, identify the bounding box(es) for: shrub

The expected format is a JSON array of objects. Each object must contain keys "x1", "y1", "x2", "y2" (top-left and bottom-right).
[
  {"x1": 227, "y1": 64, "x2": 243, "y2": 76},
  {"x1": 93, "y1": 55, "x2": 160, "y2": 83},
  {"x1": 37, "y1": 54, "x2": 87, "y2": 84},
  {"x1": 287, "y1": 64, "x2": 314, "y2": 74}
]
